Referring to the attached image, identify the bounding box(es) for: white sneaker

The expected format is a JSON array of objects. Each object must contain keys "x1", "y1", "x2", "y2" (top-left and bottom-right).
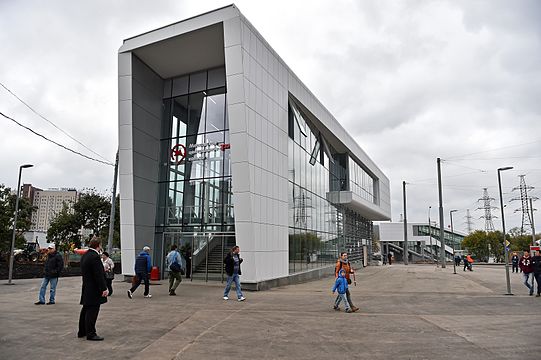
[
  {"x1": 144, "y1": 294, "x2": 152, "y2": 298},
  {"x1": 127, "y1": 290, "x2": 132, "y2": 299},
  {"x1": 223, "y1": 296, "x2": 229, "y2": 300},
  {"x1": 238, "y1": 296, "x2": 246, "y2": 302}
]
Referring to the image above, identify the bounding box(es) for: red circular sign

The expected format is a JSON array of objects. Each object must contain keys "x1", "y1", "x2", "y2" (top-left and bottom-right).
[{"x1": 171, "y1": 144, "x2": 187, "y2": 164}]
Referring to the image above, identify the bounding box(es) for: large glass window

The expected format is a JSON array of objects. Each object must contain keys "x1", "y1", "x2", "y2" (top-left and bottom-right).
[
  {"x1": 157, "y1": 67, "x2": 234, "y2": 241},
  {"x1": 287, "y1": 97, "x2": 375, "y2": 274}
]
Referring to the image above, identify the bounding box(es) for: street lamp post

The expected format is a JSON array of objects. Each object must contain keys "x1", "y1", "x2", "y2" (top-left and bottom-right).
[
  {"x1": 403, "y1": 181, "x2": 409, "y2": 265},
  {"x1": 7, "y1": 164, "x2": 34, "y2": 285},
  {"x1": 450, "y1": 209, "x2": 458, "y2": 274},
  {"x1": 428, "y1": 206, "x2": 433, "y2": 262},
  {"x1": 497, "y1": 166, "x2": 513, "y2": 295},
  {"x1": 437, "y1": 158, "x2": 446, "y2": 268}
]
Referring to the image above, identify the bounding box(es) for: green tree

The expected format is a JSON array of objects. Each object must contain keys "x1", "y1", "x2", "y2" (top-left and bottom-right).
[
  {"x1": 99, "y1": 194, "x2": 120, "y2": 249},
  {"x1": 0, "y1": 184, "x2": 36, "y2": 254},
  {"x1": 507, "y1": 227, "x2": 538, "y2": 252},
  {"x1": 74, "y1": 191, "x2": 111, "y2": 237},
  {"x1": 288, "y1": 232, "x2": 322, "y2": 260},
  {"x1": 47, "y1": 204, "x2": 81, "y2": 252},
  {"x1": 46, "y1": 190, "x2": 121, "y2": 250},
  {"x1": 461, "y1": 230, "x2": 504, "y2": 262}
]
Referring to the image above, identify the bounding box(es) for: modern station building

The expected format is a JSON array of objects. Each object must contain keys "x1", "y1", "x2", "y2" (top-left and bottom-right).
[
  {"x1": 377, "y1": 222, "x2": 465, "y2": 263},
  {"x1": 118, "y1": 5, "x2": 391, "y2": 289}
]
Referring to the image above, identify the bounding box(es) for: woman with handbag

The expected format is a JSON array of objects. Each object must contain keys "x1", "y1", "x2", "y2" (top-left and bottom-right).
[{"x1": 101, "y1": 252, "x2": 115, "y2": 296}]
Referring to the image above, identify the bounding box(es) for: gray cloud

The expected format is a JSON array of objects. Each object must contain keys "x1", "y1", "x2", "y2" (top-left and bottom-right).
[{"x1": 1, "y1": 0, "x2": 539, "y2": 232}]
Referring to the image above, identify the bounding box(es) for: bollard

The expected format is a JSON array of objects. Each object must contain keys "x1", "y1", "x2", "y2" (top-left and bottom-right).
[{"x1": 150, "y1": 266, "x2": 160, "y2": 281}]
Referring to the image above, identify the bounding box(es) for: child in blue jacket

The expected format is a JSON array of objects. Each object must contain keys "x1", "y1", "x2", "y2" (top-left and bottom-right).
[{"x1": 332, "y1": 269, "x2": 352, "y2": 313}]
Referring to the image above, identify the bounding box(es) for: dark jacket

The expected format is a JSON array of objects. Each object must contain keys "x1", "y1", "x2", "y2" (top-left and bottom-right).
[
  {"x1": 44, "y1": 252, "x2": 64, "y2": 278},
  {"x1": 134, "y1": 251, "x2": 152, "y2": 274},
  {"x1": 531, "y1": 255, "x2": 541, "y2": 274},
  {"x1": 519, "y1": 256, "x2": 533, "y2": 273},
  {"x1": 512, "y1": 255, "x2": 519, "y2": 265},
  {"x1": 223, "y1": 252, "x2": 242, "y2": 276},
  {"x1": 332, "y1": 270, "x2": 349, "y2": 294},
  {"x1": 80, "y1": 249, "x2": 108, "y2": 306}
]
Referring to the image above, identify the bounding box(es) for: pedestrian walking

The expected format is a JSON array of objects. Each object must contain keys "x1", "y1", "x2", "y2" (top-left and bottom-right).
[
  {"x1": 388, "y1": 252, "x2": 393, "y2": 265},
  {"x1": 465, "y1": 254, "x2": 474, "y2": 271},
  {"x1": 127, "y1": 246, "x2": 152, "y2": 299},
  {"x1": 332, "y1": 269, "x2": 352, "y2": 312},
  {"x1": 531, "y1": 251, "x2": 541, "y2": 297},
  {"x1": 454, "y1": 255, "x2": 461, "y2": 267},
  {"x1": 166, "y1": 244, "x2": 185, "y2": 296},
  {"x1": 512, "y1": 253, "x2": 519, "y2": 273},
  {"x1": 519, "y1": 250, "x2": 534, "y2": 296},
  {"x1": 101, "y1": 252, "x2": 114, "y2": 296},
  {"x1": 35, "y1": 243, "x2": 63, "y2": 305},
  {"x1": 335, "y1": 252, "x2": 359, "y2": 312},
  {"x1": 532, "y1": 250, "x2": 541, "y2": 297},
  {"x1": 78, "y1": 238, "x2": 108, "y2": 341},
  {"x1": 223, "y1": 246, "x2": 245, "y2": 301}
]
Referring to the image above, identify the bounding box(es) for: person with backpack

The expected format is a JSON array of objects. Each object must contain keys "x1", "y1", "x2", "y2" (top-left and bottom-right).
[
  {"x1": 166, "y1": 244, "x2": 185, "y2": 296},
  {"x1": 335, "y1": 252, "x2": 359, "y2": 312},
  {"x1": 531, "y1": 251, "x2": 541, "y2": 297},
  {"x1": 454, "y1": 254, "x2": 461, "y2": 267},
  {"x1": 511, "y1": 252, "x2": 520, "y2": 273},
  {"x1": 519, "y1": 250, "x2": 534, "y2": 296},
  {"x1": 127, "y1": 246, "x2": 152, "y2": 299},
  {"x1": 332, "y1": 269, "x2": 352, "y2": 313}
]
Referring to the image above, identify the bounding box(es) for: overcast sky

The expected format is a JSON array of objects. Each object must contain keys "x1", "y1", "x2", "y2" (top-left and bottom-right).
[{"x1": 1, "y1": 0, "x2": 540, "y2": 233}]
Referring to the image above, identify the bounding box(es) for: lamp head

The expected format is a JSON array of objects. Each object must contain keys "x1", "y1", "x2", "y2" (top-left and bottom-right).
[
  {"x1": 21, "y1": 164, "x2": 33, "y2": 169},
  {"x1": 450, "y1": 209, "x2": 458, "y2": 213},
  {"x1": 498, "y1": 166, "x2": 513, "y2": 172}
]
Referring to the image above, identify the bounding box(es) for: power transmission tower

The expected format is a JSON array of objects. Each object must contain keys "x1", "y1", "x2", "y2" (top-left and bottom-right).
[
  {"x1": 477, "y1": 188, "x2": 497, "y2": 232},
  {"x1": 510, "y1": 175, "x2": 538, "y2": 235},
  {"x1": 464, "y1": 209, "x2": 474, "y2": 234}
]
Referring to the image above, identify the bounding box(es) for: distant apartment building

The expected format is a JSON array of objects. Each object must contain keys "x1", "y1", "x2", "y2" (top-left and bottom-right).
[{"x1": 23, "y1": 184, "x2": 78, "y2": 232}]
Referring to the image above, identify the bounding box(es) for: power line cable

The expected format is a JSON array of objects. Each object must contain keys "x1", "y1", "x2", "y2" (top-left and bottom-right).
[
  {"x1": 0, "y1": 81, "x2": 111, "y2": 162},
  {"x1": 445, "y1": 139, "x2": 541, "y2": 160},
  {"x1": 0, "y1": 111, "x2": 114, "y2": 166}
]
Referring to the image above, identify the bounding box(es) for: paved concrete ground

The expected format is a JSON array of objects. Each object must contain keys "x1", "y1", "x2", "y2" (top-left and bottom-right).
[{"x1": 1, "y1": 264, "x2": 540, "y2": 359}]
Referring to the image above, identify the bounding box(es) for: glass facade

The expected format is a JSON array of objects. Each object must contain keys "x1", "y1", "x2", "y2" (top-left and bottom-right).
[
  {"x1": 349, "y1": 158, "x2": 376, "y2": 204},
  {"x1": 287, "y1": 99, "x2": 374, "y2": 273},
  {"x1": 156, "y1": 67, "x2": 235, "y2": 278}
]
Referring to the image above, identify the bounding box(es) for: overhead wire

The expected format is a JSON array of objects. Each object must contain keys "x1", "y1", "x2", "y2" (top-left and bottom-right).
[
  {"x1": 0, "y1": 111, "x2": 114, "y2": 166},
  {"x1": 445, "y1": 139, "x2": 541, "y2": 160},
  {"x1": 0, "y1": 81, "x2": 111, "y2": 163}
]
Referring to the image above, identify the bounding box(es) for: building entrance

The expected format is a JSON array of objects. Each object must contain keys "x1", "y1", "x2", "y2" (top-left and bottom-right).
[{"x1": 162, "y1": 231, "x2": 235, "y2": 282}]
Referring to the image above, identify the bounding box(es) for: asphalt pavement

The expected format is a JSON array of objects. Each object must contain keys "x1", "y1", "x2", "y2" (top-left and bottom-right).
[{"x1": 1, "y1": 264, "x2": 539, "y2": 359}]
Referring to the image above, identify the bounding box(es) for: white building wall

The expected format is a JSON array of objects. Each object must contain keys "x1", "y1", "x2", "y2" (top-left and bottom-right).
[
  {"x1": 378, "y1": 222, "x2": 429, "y2": 243},
  {"x1": 224, "y1": 15, "x2": 290, "y2": 283},
  {"x1": 119, "y1": 54, "x2": 163, "y2": 275},
  {"x1": 118, "y1": 5, "x2": 391, "y2": 283}
]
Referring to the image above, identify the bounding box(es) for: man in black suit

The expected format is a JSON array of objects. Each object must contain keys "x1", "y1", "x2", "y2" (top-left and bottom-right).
[{"x1": 78, "y1": 237, "x2": 108, "y2": 341}]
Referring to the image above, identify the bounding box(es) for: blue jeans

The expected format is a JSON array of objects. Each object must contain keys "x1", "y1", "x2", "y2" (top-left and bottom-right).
[
  {"x1": 523, "y1": 273, "x2": 534, "y2": 294},
  {"x1": 535, "y1": 273, "x2": 541, "y2": 295},
  {"x1": 334, "y1": 293, "x2": 351, "y2": 311},
  {"x1": 223, "y1": 273, "x2": 243, "y2": 299},
  {"x1": 39, "y1": 277, "x2": 58, "y2": 303}
]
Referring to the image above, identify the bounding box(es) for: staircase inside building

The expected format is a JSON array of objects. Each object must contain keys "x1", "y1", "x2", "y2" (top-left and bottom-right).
[{"x1": 193, "y1": 244, "x2": 226, "y2": 274}]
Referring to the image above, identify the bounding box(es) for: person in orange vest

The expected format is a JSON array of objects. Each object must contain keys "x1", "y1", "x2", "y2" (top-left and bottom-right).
[
  {"x1": 465, "y1": 254, "x2": 474, "y2": 271},
  {"x1": 335, "y1": 252, "x2": 359, "y2": 312}
]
